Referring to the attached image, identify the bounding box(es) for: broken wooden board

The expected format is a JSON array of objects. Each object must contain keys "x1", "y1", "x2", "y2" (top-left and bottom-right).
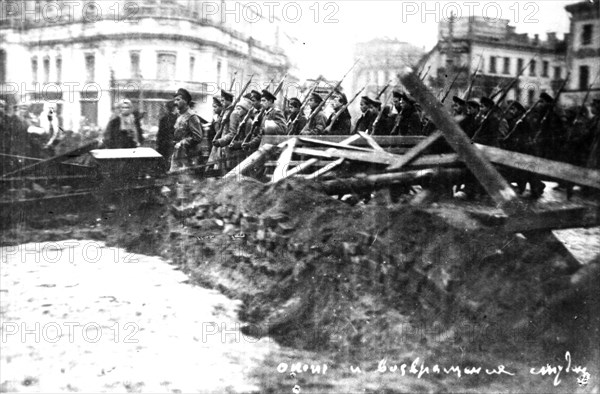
[
  {"x1": 387, "y1": 130, "x2": 444, "y2": 171},
  {"x1": 272, "y1": 139, "x2": 297, "y2": 183},
  {"x1": 262, "y1": 135, "x2": 425, "y2": 148}
]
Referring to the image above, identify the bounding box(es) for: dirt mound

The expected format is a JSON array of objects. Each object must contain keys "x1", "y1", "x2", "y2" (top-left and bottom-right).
[{"x1": 152, "y1": 176, "x2": 599, "y2": 368}]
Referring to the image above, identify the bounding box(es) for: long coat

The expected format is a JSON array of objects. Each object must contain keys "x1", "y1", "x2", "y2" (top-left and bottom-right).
[{"x1": 103, "y1": 115, "x2": 143, "y2": 149}]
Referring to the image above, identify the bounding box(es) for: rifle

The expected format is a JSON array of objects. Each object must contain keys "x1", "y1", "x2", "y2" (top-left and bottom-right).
[
  {"x1": 533, "y1": 71, "x2": 570, "y2": 143},
  {"x1": 463, "y1": 55, "x2": 483, "y2": 100},
  {"x1": 299, "y1": 59, "x2": 361, "y2": 134},
  {"x1": 239, "y1": 74, "x2": 288, "y2": 145},
  {"x1": 376, "y1": 81, "x2": 392, "y2": 100},
  {"x1": 286, "y1": 78, "x2": 321, "y2": 135},
  {"x1": 441, "y1": 67, "x2": 464, "y2": 104},
  {"x1": 212, "y1": 74, "x2": 254, "y2": 144},
  {"x1": 491, "y1": 56, "x2": 537, "y2": 102},
  {"x1": 229, "y1": 71, "x2": 237, "y2": 91},
  {"x1": 572, "y1": 73, "x2": 599, "y2": 126},
  {"x1": 323, "y1": 86, "x2": 366, "y2": 134},
  {"x1": 420, "y1": 65, "x2": 431, "y2": 82}
]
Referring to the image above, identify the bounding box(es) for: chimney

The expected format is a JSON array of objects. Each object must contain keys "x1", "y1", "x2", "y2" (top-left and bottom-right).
[
  {"x1": 547, "y1": 32, "x2": 556, "y2": 43},
  {"x1": 533, "y1": 34, "x2": 539, "y2": 45}
]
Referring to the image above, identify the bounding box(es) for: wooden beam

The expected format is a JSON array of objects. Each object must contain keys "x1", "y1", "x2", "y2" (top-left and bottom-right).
[
  {"x1": 502, "y1": 206, "x2": 599, "y2": 233},
  {"x1": 2, "y1": 141, "x2": 99, "y2": 178},
  {"x1": 284, "y1": 134, "x2": 363, "y2": 178},
  {"x1": 297, "y1": 137, "x2": 374, "y2": 152},
  {"x1": 304, "y1": 158, "x2": 345, "y2": 180},
  {"x1": 475, "y1": 144, "x2": 600, "y2": 190},
  {"x1": 224, "y1": 144, "x2": 277, "y2": 179},
  {"x1": 272, "y1": 139, "x2": 297, "y2": 183},
  {"x1": 357, "y1": 131, "x2": 385, "y2": 152},
  {"x1": 319, "y1": 169, "x2": 465, "y2": 195},
  {"x1": 261, "y1": 135, "x2": 425, "y2": 148},
  {"x1": 401, "y1": 72, "x2": 520, "y2": 210},
  {"x1": 387, "y1": 130, "x2": 443, "y2": 171}
]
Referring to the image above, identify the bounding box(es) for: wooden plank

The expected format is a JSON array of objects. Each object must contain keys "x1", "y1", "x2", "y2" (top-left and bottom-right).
[
  {"x1": 284, "y1": 134, "x2": 363, "y2": 178},
  {"x1": 293, "y1": 147, "x2": 398, "y2": 165},
  {"x1": 386, "y1": 130, "x2": 443, "y2": 171},
  {"x1": 224, "y1": 144, "x2": 277, "y2": 179},
  {"x1": 501, "y1": 206, "x2": 598, "y2": 233},
  {"x1": 304, "y1": 158, "x2": 345, "y2": 180},
  {"x1": 475, "y1": 144, "x2": 600, "y2": 190},
  {"x1": 297, "y1": 137, "x2": 374, "y2": 152},
  {"x1": 401, "y1": 72, "x2": 520, "y2": 210},
  {"x1": 2, "y1": 141, "x2": 99, "y2": 178},
  {"x1": 357, "y1": 131, "x2": 385, "y2": 152},
  {"x1": 272, "y1": 139, "x2": 297, "y2": 183},
  {"x1": 261, "y1": 135, "x2": 425, "y2": 148}
]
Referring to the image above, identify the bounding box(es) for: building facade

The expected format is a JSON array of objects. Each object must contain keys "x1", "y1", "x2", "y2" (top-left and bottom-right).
[
  {"x1": 563, "y1": 0, "x2": 600, "y2": 106},
  {"x1": 0, "y1": 0, "x2": 293, "y2": 133},
  {"x1": 418, "y1": 16, "x2": 567, "y2": 107}
]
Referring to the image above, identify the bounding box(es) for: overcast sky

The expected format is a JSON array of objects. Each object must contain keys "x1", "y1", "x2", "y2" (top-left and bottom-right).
[{"x1": 275, "y1": 0, "x2": 577, "y2": 80}]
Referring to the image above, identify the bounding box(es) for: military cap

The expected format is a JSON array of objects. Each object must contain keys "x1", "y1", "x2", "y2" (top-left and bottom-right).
[
  {"x1": 288, "y1": 97, "x2": 302, "y2": 108},
  {"x1": 392, "y1": 90, "x2": 403, "y2": 99},
  {"x1": 507, "y1": 100, "x2": 525, "y2": 113},
  {"x1": 221, "y1": 89, "x2": 234, "y2": 102},
  {"x1": 452, "y1": 96, "x2": 466, "y2": 106},
  {"x1": 539, "y1": 92, "x2": 554, "y2": 103},
  {"x1": 236, "y1": 98, "x2": 252, "y2": 112},
  {"x1": 480, "y1": 97, "x2": 494, "y2": 108},
  {"x1": 333, "y1": 90, "x2": 348, "y2": 105},
  {"x1": 361, "y1": 96, "x2": 375, "y2": 106},
  {"x1": 466, "y1": 100, "x2": 480, "y2": 108},
  {"x1": 212, "y1": 96, "x2": 223, "y2": 106},
  {"x1": 174, "y1": 88, "x2": 192, "y2": 104},
  {"x1": 399, "y1": 93, "x2": 415, "y2": 105},
  {"x1": 310, "y1": 92, "x2": 323, "y2": 104},
  {"x1": 261, "y1": 89, "x2": 277, "y2": 102},
  {"x1": 243, "y1": 93, "x2": 252, "y2": 100},
  {"x1": 248, "y1": 90, "x2": 261, "y2": 101},
  {"x1": 372, "y1": 99, "x2": 382, "y2": 109}
]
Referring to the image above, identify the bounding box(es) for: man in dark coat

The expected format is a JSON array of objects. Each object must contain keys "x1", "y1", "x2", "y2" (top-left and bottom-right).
[
  {"x1": 286, "y1": 97, "x2": 307, "y2": 135},
  {"x1": 530, "y1": 92, "x2": 565, "y2": 161},
  {"x1": 352, "y1": 95, "x2": 378, "y2": 134},
  {"x1": 243, "y1": 89, "x2": 286, "y2": 152},
  {"x1": 391, "y1": 93, "x2": 422, "y2": 135},
  {"x1": 300, "y1": 93, "x2": 328, "y2": 135},
  {"x1": 170, "y1": 88, "x2": 203, "y2": 171},
  {"x1": 325, "y1": 91, "x2": 352, "y2": 134},
  {"x1": 103, "y1": 99, "x2": 144, "y2": 149},
  {"x1": 471, "y1": 96, "x2": 507, "y2": 146},
  {"x1": 156, "y1": 100, "x2": 178, "y2": 168}
]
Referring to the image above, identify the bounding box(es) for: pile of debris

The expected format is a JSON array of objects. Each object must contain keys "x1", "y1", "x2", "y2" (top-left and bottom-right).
[{"x1": 161, "y1": 175, "x2": 599, "y2": 365}]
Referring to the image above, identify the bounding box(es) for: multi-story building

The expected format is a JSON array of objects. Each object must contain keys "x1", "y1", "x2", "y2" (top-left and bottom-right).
[
  {"x1": 0, "y1": 0, "x2": 293, "y2": 133},
  {"x1": 352, "y1": 38, "x2": 425, "y2": 106},
  {"x1": 418, "y1": 16, "x2": 567, "y2": 107},
  {"x1": 563, "y1": 0, "x2": 600, "y2": 106}
]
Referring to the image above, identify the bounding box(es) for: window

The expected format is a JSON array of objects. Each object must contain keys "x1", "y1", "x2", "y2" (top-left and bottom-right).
[
  {"x1": 503, "y1": 57, "x2": 510, "y2": 75},
  {"x1": 542, "y1": 61, "x2": 549, "y2": 77},
  {"x1": 56, "y1": 56, "x2": 62, "y2": 83},
  {"x1": 189, "y1": 56, "x2": 195, "y2": 81},
  {"x1": 85, "y1": 53, "x2": 95, "y2": 82},
  {"x1": 43, "y1": 56, "x2": 50, "y2": 83},
  {"x1": 80, "y1": 89, "x2": 99, "y2": 125},
  {"x1": 489, "y1": 56, "x2": 497, "y2": 74},
  {"x1": 31, "y1": 56, "x2": 38, "y2": 83},
  {"x1": 517, "y1": 58, "x2": 524, "y2": 73},
  {"x1": 529, "y1": 60, "x2": 536, "y2": 76},
  {"x1": 553, "y1": 66, "x2": 561, "y2": 80},
  {"x1": 157, "y1": 53, "x2": 176, "y2": 80},
  {"x1": 130, "y1": 51, "x2": 140, "y2": 78},
  {"x1": 527, "y1": 89, "x2": 535, "y2": 106},
  {"x1": 579, "y1": 65, "x2": 590, "y2": 91},
  {"x1": 216, "y1": 60, "x2": 222, "y2": 86},
  {"x1": 516, "y1": 87, "x2": 522, "y2": 102},
  {"x1": 582, "y1": 24, "x2": 593, "y2": 46}
]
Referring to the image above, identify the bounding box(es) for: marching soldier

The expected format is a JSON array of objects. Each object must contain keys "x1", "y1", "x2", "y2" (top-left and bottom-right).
[
  {"x1": 530, "y1": 92, "x2": 565, "y2": 161},
  {"x1": 461, "y1": 100, "x2": 481, "y2": 138},
  {"x1": 471, "y1": 96, "x2": 507, "y2": 146},
  {"x1": 207, "y1": 96, "x2": 223, "y2": 143},
  {"x1": 371, "y1": 104, "x2": 394, "y2": 135},
  {"x1": 286, "y1": 97, "x2": 307, "y2": 135},
  {"x1": 156, "y1": 100, "x2": 178, "y2": 169},
  {"x1": 325, "y1": 91, "x2": 352, "y2": 135},
  {"x1": 300, "y1": 92, "x2": 328, "y2": 135},
  {"x1": 451, "y1": 96, "x2": 466, "y2": 116},
  {"x1": 170, "y1": 88, "x2": 203, "y2": 171},
  {"x1": 213, "y1": 97, "x2": 252, "y2": 168},
  {"x1": 243, "y1": 89, "x2": 286, "y2": 152},
  {"x1": 352, "y1": 95, "x2": 377, "y2": 134},
  {"x1": 391, "y1": 93, "x2": 422, "y2": 136}
]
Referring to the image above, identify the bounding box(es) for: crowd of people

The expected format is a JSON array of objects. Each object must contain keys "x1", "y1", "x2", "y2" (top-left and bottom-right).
[{"x1": 152, "y1": 85, "x2": 599, "y2": 198}]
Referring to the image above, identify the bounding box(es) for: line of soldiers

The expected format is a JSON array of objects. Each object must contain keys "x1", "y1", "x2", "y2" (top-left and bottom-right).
[{"x1": 165, "y1": 85, "x2": 600, "y2": 198}]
